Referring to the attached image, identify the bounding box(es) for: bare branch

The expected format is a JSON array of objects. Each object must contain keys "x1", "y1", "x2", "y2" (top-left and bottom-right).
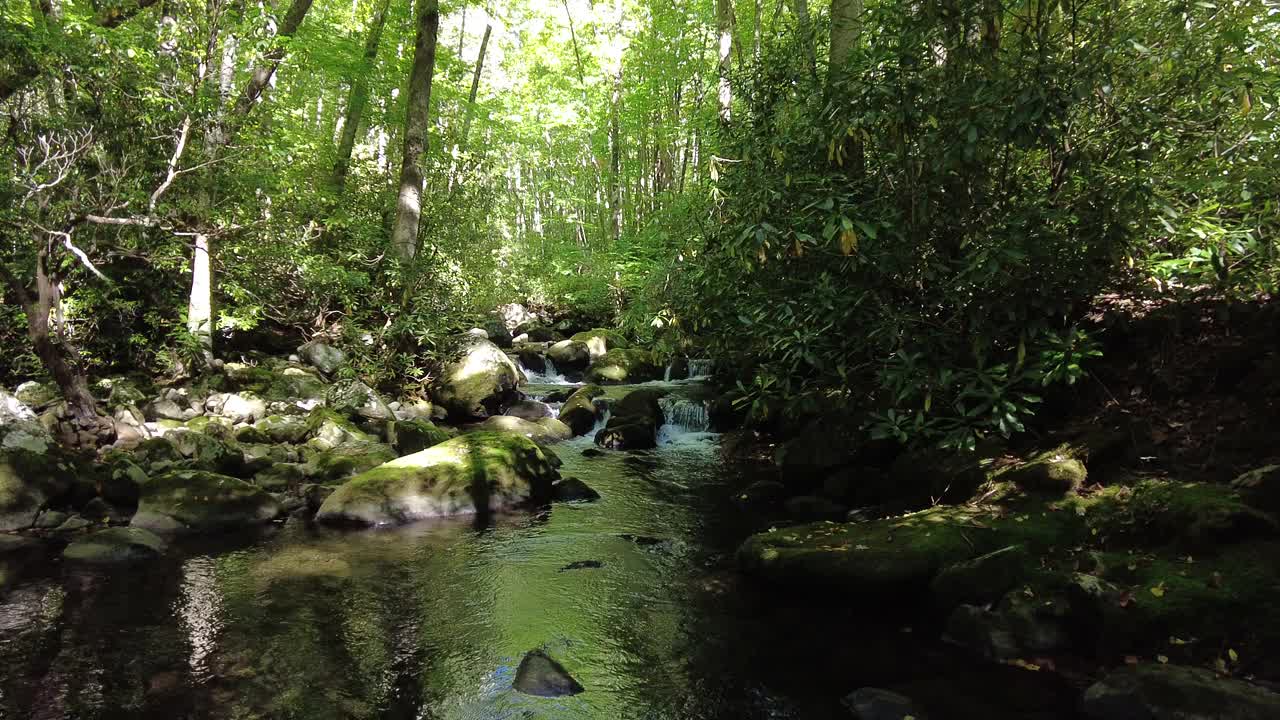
[{"x1": 149, "y1": 114, "x2": 192, "y2": 213}]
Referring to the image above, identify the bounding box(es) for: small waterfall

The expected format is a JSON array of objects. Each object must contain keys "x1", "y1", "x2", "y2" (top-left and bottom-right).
[
  {"x1": 519, "y1": 356, "x2": 571, "y2": 385},
  {"x1": 687, "y1": 359, "x2": 715, "y2": 379},
  {"x1": 658, "y1": 395, "x2": 711, "y2": 444}
]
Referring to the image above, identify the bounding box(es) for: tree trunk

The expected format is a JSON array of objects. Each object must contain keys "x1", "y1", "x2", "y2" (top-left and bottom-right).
[
  {"x1": 389, "y1": 0, "x2": 441, "y2": 260},
  {"x1": 232, "y1": 0, "x2": 316, "y2": 115},
  {"x1": 716, "y1": 0, "x2": 735, "y2": 124},
  {"x1": 186, "y1": 232, "x2": 213, "y2": 353},
  {"x1": 789, "y1": 0, "x2": 817, "y2": 79},
  {"x1": 459, "y1": 22, "x2": 492, "y2": 151},
  {"x1": 333, "y1": 0, "x2": 392, "y2": 190},
  {"x1": 609, "y1": 63, "x2": 623, "y2": 243},
  {"x1": 828, "y1": 0, "x2": 862, "y2": 89}
]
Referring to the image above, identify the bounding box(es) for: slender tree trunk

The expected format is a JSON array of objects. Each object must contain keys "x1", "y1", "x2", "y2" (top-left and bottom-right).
[
  {"x1": 716, "y1": 0, "x2": 735, "y2": 124},
  {"x1": 389, "y1": 0, "x2": 441, "y2": 260},
  {"x1": 459, "y1": 22, "x2": 491, "y2": 151},
  {"x1": 333, "y1": 0, "x2": 391, "y2": 190},
  {"x1": 789, "y1": 0, "x2": 817, "y2": 80},
  {"x1": 186, "y1": 232, "x2": 213, "y2": 352},
  {"x1": 232, "y1": 0, "x2": 315, "y2": 115}
]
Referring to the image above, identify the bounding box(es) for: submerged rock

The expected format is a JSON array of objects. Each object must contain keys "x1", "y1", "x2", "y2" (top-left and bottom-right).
[
  {"x1": 513, "y1": 650, "x2": 584, "y2": 697},
  {"x1": 431, "y1": 335, "x2": 522, "y2": 420},
  {"x1": 842, "y1": 688, "x2": 928, "y2": 720},
  {"x1": 552, "y1": 476, "x2": 600, "y2": 502},
  {"x1": 132, "y1": 469, "x2": 282, "y2": 532},
  {"x1": 63, "y1": 527, "x2": 167, "y2": 564},
  {"x1": 315, "y1": 432, "x2": 559, "y2": 526},
  {"x1": 1082, "y1": 664, "x2": 1280, "y2": 720}
]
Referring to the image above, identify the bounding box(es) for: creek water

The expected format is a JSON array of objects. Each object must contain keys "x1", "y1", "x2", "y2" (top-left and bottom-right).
[{"x1": 0, "y1": 380, "x2": 1075, "y2": 720}]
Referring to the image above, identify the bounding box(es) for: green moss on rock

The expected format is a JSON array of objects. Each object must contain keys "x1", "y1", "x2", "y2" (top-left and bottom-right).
[
  {"x1": 63, "y1": 527, "x2": 167, "y2": 564},
  {"x1": 584, "y1": 349, "x2": 661, "y2": 384},
  {"x1": 559, "y1": 385, "x2": 604, "y2": 436},
  {"x1": 315, "y1": 431, "x2": 559, "y2": 526},
  {"x1": 132, "y1": 469, "x2": 282, "y2": 532}
]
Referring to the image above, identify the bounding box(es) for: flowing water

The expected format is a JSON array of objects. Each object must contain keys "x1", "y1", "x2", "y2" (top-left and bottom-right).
[{"x1": 0, "y1": 381, "x2": 1075, "y2": 720}]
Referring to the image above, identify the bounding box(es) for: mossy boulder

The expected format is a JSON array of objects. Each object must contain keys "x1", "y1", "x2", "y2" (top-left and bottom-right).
[
  {"x1": 465, "y1": 416, "x2": 573, "y2": 445},
  {"x1": 14, "y1": 381, "x2": 58, "y2": 408},
  {"x1": 224, "y1": 363, "x2": 327, "y2": 401},
  {"x1": 1003, "y1": 444, "x2": 1088, "y2": 494},
  {"x1": 0, "y1": 389, "x2": 52, "y2": 454},
  {"x1": 431, "y1": 335, "x2": 522, "y2": 420},
  {"x1": 387, "y1": 419, "x2": 451, "y2": 455},
  {"x1": 1082, "y1": 664, "x2": 1280, "y2": 720},
  {"x1": 0, "y1": 448, "x2": 76, "y2": 531},
  {"x1": 205, "y1": 392, "x2": 268, "y2": 423},
  {"x1": 326, "y1": 380, "x2": 394, "y2": 422},
  {"x1": 559, "y1": 385, "x2": 605, "y2": 436},
  {"x1": 315, "y1": 432, "x2": 559, "y2": 526},
  {"x1": 101, "y1": 456, "x2": 147, "y2": 507},
  {"x1": 1075, "y1": 479, "x2": 1278, "y2": 548},
  {"x1": 127, "y1": 437, "x2": 184, "y2": 473},
  {"x1": 304, "y1": 407, "x2": 378, "y2": 450},
  {"x1": 63, "y1": 527, "x2": 167, "y2": 565},
  {"x1": 585, "y1": 348, "x2": 661, "y2": 384},
  {"x1": 166, "y1": 430, "x2": 246, "y2": 476},
  {"x1": 1232, "y1": 465, "x2": 1280, "y2": 513},
  {"x1": 505, "y1": 399, "x2": 553, "y2": 421},
  {"x1": 132, "y1": 469, "x2": 282, "y2": 532},
  {"x1": 237, "y1": 415, "x2": 309, "y2": 445},
  {"x1": 547, "y1": 340, "x2": 590, "y2": 372},
  {"x1": 737, "y1": 504, "x2": 1083, "y2": 597},
  {"x1": 570, "y1": 328, "x2": 628, "y2": 359},
  {"x1": 930, "y1": 544, "x2": 1033, "y2": 610},
  {"x1": 298, "y1": 340, "x2": 346, "y2": 375},
  {"x1": 593, "y1": 388, "x2": 664, "y2": 449},
  {"x1": 302, "y1": 443, "x2": 397, "y2": 484},
  {"x1": 516, "y1": 347, "x2": 546, "y2": 373},
  {"x1": 254, "y1": 462, "x2": 306, "y2": 492}
]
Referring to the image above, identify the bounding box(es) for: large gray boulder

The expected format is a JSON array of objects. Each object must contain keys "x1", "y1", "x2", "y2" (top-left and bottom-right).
[
  {"x1": 299, "y1": 340, "x2": 347, "y2": 375},
  {"x1": 0, "y1": 448, "x2": 74, "y2": 531},
  {"x1": 547, "y1": 340, "x2": 590, "y2": 372},
  {"x1": 132, "y1": 469, "x2": 282, "y2": 532},
  {"x1": 315, "y1": 432, "x2": 559, "y2": 526},
  {"x1": 430, "y1": 335, "x2": 521, "y2": 420},
  {"x1": 326, "y1": 380, "x2": 394, "y2": 422},
  {"x1": 1083, "y1": 664, "x2": 1280, "y2": 720},
  {"x1": 0, "y1": 389, "x2": 52, "y2": 454}
]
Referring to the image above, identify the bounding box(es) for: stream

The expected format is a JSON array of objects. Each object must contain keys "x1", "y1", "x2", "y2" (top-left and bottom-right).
[{"x1": 0, "y1": 379, "x2": 1076, "y2": 719}]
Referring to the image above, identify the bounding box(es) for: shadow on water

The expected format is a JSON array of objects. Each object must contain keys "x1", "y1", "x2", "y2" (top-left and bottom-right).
[{"x1": 0, "y1": 385, "x2": 1077, "y2": 720}]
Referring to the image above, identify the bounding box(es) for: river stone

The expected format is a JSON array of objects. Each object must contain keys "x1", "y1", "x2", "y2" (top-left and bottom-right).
[
  {"x1": 595, "y1": 422, "x2": 656, "y2": 451},
  {"x1": 505, "y1": 399, "x2": 553, "y2": 421},
  {"x1": 240, "y1": 415, "x2": 310, "y2": 445},
  {"x1": 327, "y1": 380, "x2": 394, "y2": 422},
  {"x1": 145, "y1": 398, "x2": 188, "y2": 422},
  {"x1": 63, "y1": 527, "x2": 167, "y2": 564},
  {"x1": 101, "y1": 456, "x2": 147, "y2": 507},
  {"x1": 14, "y1": 381, "x2": 57, "y2": 408},
  {"x1": 166, "y1": 429, "x2": 245, "y2": 476},
  {"x1": 1082, "y1": 664, "x2": 1280, "y2": 720},
  {"x1": 842, "y1": 688, "x2": 928, "y2": 720},
  {"x1": 483, "y1": 320, "x2": 513, "y2": 349},
  {"x1": 299, "y1": 340, "x2": 346, "y2": 375},
  {"x1": 304, "y1": 408, "x2": 378, "y2": 450},
  {"x1": 585, "y1": 348, "x2": 661, "y2": 384},
  {"x1": 559, "y1": 385, "x2": 605, "y2": 436},
  {"x1": 315, "y1": 432, "x2": 559, "y2": 526},
  {"x1": 431, "y1": 335, "x2": 522, "y2": 420},
  {"x1": 0, "y1": 389, "x2": 52, "y2": 454},
  {"x1": 303, "y1": 442, "x2": 397, "y2": 483},
  {"x1": 516, "y1": 347, "x2": 547, "y2": 374},
  {"x1": 513, "y1": 650, "x2": 584, "y2": 697},
  {"x1": 570, "y1": 328, "x2": 629, "y2": 359},
  {"x1": 132, "y1": 469, "x2": 282, "y2": 532},
  {"x1": 466, "y1": 416, "x2": 572, "y2": 445},
  {"x1": 547, "y1": 340, "x2": 590, "y2": 372},
  {"x1": 553, "y1": 476, "x2": 600, "y2": 502},
  {"x1": 206, "y1": 392, "x2": 268, "y2": 424}
]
